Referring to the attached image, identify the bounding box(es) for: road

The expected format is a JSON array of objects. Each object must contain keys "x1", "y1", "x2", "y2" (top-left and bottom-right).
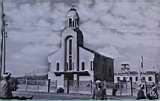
[{"x1": 13, "y1": 91, "x2": 137, "y2": 100}]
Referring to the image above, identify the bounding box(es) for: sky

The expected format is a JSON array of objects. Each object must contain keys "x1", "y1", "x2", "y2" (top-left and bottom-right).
[{"x1": 1, "y1": 0, "x2": 160, "y2": 76}]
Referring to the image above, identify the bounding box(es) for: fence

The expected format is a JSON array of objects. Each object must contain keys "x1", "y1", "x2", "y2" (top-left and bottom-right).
[
  {"x1": 115, "y1": 81, "x2": 133, "y2": 96},
  {"x1": 63, "y1": 80, "x2": 115, "y2": 95},
  {"x1": 114, "y1": 81, "x2": 160, "y2": 96},
  {"x1": 17, "y1": 79, "x2": 93, "y2": 94},
  {"x1": 64, "y1": 80, "x2": 93, "y2": 94},
  {"x1": 16, "y1": 79, "x2": 124, "y2": 95},
  {"x1": 17, "y1": 79, "x2": 156, "y2": 96},
  {"x1": 17, "y1": 79, "x2": 57, "y2": 92}
]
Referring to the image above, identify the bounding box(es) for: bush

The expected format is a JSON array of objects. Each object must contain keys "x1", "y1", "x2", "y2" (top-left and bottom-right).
[{"x1": 57, "y1": 87, "x2": 64, "y2": 93}]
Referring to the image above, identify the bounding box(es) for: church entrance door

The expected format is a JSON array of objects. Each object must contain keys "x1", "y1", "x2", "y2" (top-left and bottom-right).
[{"x1": 64, "y1": 74, "x2": 74, "y2": 93}]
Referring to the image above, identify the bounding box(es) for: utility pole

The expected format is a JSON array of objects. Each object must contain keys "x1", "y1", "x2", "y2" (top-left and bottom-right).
[
  {"x1": 139, "y1": 56, "x2": 147, "y2": 94},
  {"x1": 138, "y1": 56, "x2": 143, "y2": 84},
  {"x1": 0, "y1": 0, "x2": 7, "y2": 79}
]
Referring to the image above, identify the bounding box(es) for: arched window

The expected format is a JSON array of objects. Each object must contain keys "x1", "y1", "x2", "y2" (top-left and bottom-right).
[
  {"x1": 74, "y1": 20, "x2": 77, "y2": 28},
  {"x1": 73, "y1": 21, "x2": 75, "y2": 27},
  {"x1": 148, "y1": 76, "x2": 152, "y2": 81},
  {"x1": 76, "y1": 18, "x2": 79, "y2": 26},
  {"x1": 69, "y1": 18, "x2": 72, "y2": 27},
  {"x1": 81, "y1": 62, "x2": 85, "y2": 70},
  {"x1": 69, "y1": 39, "x2": 72, "y2": 55},
  {"x1": 56, "y1": 62, "x2": 59, "y2": 71},
  {"x1": 90, "y1": 61, "x2": 93, "y2": 71}
]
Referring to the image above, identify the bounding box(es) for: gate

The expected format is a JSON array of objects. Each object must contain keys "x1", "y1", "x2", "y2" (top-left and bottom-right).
[{"x1": 64, "y1": 80, "x2": 93, "y2": 94}]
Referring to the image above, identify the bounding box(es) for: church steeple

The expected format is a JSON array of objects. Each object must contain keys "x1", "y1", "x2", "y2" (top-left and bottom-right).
[{"x1": 66, "y1": 6, "x2": 79, "y2": 29}]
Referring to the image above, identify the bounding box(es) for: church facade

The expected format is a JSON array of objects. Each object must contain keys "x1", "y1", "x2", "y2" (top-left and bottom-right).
[{"x1": 48, "y1": 7, "x2": 114, "y2": 88}]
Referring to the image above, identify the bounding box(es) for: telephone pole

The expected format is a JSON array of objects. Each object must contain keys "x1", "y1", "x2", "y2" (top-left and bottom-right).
[{"x1": 0, "y1": 0, "x2": 7, "y2": 79}]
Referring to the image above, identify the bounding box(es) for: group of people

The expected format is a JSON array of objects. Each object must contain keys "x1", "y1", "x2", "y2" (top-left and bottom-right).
[
  {"x1": 137, "y1": 84, "x2": 159, "y2": 100},
  {"x1": 0, "y1": 72, "x2": 32, "y2": 100},
  {"x1": 92, "y1": 80, "x2": 159, "y2": 100}
]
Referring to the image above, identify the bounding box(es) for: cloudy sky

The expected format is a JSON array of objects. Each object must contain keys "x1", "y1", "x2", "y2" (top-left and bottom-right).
[{"x1": 1, "y1": 0, "x2": 160, "y2": 76}]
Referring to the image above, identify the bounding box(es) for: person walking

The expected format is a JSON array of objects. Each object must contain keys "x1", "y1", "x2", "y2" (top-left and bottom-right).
[
  {"x1": 0, "y1": 72, "x2": 33, "y2": 100},
  {"x1": 147, "y1": 84, "x2": 158, "y2": 100},
  {"x1": 92, "y1": 80, "x2": 106, "y2": 100},
  {"x1": 112, "y1": 84, "x2": 117, "y2": 96},
  {"x1": 136, "y1": 84, "x2": 146, "y2": 100},
  {"x1": 151, "y1": 84, "x2": 159, "y2": 99}
]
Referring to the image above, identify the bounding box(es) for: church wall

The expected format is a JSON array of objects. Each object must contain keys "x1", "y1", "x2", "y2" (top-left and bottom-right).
[
  {"x1": 48, "y1": 48, "x2": 64, "y2": 72},
  {"x1": 48, "y1": 48, "x2": 65, "y2": 82},
  {"x1": 48, "y1": 71, "x2": 57, "y2": 80},
  {"x1": 57, "y1": 75, "x2": 64, "y2": 88},
  {"x1": 79, "y1": 47, "x2": 95, "y2": 81},
  {"x1": 79, "y1": 47, "x2": 94, "y2": 71},
  {"x1": 94, "y1": 54, "x2": 114, "y2": 82}
]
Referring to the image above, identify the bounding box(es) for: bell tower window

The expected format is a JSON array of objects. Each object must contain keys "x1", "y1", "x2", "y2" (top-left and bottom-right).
[
  {"x1": 76, "y1": 18, "x2": 79, "y2": 26},
  {"x1": 69, "y1": 18, "x2": 72, "y2": 27}
]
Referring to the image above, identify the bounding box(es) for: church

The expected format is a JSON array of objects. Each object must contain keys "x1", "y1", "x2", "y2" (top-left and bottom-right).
[{"x1": 48, "y1": 7, "x2": 114, "y2": 89}]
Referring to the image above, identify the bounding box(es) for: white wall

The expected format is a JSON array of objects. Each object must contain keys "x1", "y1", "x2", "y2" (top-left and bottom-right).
[
  {"x1": 114, "y1": 74, "x2": 156, "y2": 84},
  {"x1": 57, "y1": 75, "x2": 64, "y2": 88},
  {"x1": 79, "y1": 47, "x2": 94, "y2": 71},
  {"x1": 48, "y1": 48, "x2": 64, "y2": 72},
  {"x1": 79, "y1": 47, "x2": 95, "y2": 81}
]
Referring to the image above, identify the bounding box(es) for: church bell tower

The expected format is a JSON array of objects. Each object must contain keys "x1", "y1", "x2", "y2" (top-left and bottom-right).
[
  {"x1": 61, "y1": 7, "x2": 83, "y2": 72},
  {"x1": 65, "y1": 7, "x2": 79, "y2": 29}
]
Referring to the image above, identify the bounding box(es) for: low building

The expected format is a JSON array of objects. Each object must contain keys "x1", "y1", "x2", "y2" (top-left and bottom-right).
[{"x1": 114, "y1": 71, "x2": 157, "y2": 85}]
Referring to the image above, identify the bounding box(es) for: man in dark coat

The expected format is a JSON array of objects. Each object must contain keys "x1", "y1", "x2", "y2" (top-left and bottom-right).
[{"x1": 92, "y1": 80, "x2": 106, "y2": 100}]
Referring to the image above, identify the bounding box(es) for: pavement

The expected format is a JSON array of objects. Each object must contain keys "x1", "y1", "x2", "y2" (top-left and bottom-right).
[{"x1": 13, "y1": 91, "x2": 137, "y2": 100}]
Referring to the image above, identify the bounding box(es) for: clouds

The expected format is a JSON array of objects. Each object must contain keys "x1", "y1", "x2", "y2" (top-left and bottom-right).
[
  {"x1": 78, "y1": 0, "x2": 160, "y2": 72},
  {"x1": 2, "y1": 0, "x2": 160, "y2": 76}
]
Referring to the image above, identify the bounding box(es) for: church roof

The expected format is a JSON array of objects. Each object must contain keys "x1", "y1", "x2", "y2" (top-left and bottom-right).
[
  {"x1": 81, "y1": 46, "x2": 113, "y2": 60},
  {"x1": 70, "y1": 7, "x2": 76, "y2": 11}
]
